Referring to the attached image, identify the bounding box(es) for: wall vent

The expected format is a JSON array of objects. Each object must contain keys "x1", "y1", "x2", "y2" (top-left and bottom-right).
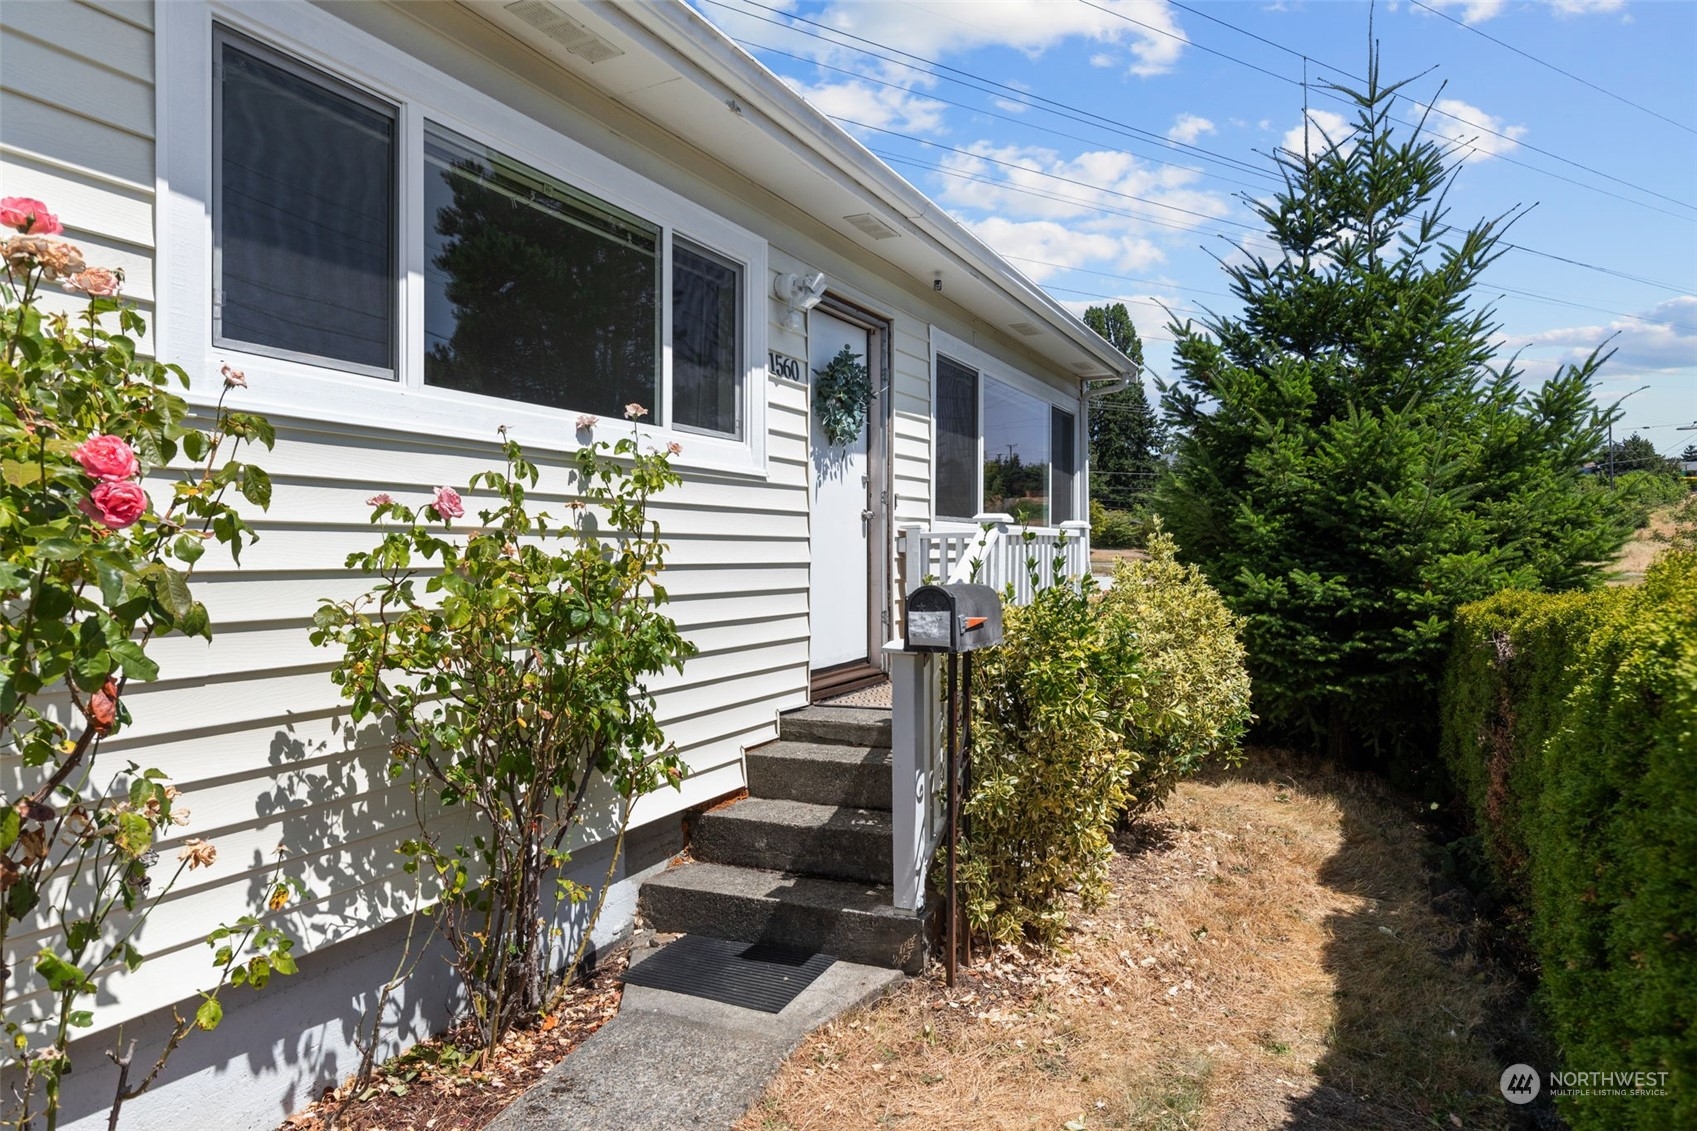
[
  {"x1": 843, "y1": 212, "x2": 900, "y2": 240},
  {"x1": 1009, "y1": 321, "x2": 1041, "y2": 337},
  {"x1": 505, "y1": 0, "x2": 625, "y2": 63}
]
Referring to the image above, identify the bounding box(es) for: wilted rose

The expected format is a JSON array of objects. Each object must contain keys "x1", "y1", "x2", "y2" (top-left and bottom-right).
[
  {"x1": 220, "y1": 363, "x2": 247, "y2": 389},
  {"x1": 432, "y1": 486, "x2": 464, "y2": 519},
  {"x1": 34, "y1": 240, "x2": 85, "y2": 281},
  {"x1": 666, "y1": 441, "x2": 683, "y2": 456},
  {"x1": 74, "y1": 434, "x2": 139, "y2": 481},
  {"x1": 88, "y1": 677, "x2": 119, "y2": 735},
  {"x1": 177, "y1": 839, "x2": 217, "y2": 870},
  {"x1": 79, "y1": 481, "x2": 148, "y2": 529},
  {"x1": 0, "y1": 197, "x2": 61, "y2": 235},
  {"x1": 624, "y1": 403, "x2": 649, "y2": 420},
  {"x1": 63, "y1": 266, "x2": 121, "y2": 296},
  {"x1": 366, "y1": 492, "x2": 395, "y2": 507},
  {"x1": 576, "y1": 414, "x2": 599, "y2": 432}
]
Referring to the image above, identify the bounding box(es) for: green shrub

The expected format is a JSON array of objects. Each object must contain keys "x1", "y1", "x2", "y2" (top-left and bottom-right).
[
  {"x1": 1098, "y1": 525, "x2": 1252, "y2": 815},
  {"x1": 1610, "y1": 469, "x2": 1689, "y2": 531},
  {"x1": 958, "y1": 576, "x2": 1143, "y2": 946},
  {"x1": 1089, "y1": 498, "x2": 1145, "y2": 549},
  {"x1": 1441, "y1": 552, "x2": 1697, "y2": 1129}
]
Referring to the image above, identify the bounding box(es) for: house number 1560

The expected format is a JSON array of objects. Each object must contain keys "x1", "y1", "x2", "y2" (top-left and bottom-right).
[{"x1": 768, "y1": 351, "x2": 805, "y2": 384}]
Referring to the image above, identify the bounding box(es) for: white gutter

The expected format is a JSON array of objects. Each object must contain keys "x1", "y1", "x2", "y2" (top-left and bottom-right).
[{"x1": 600, "y1": 1, "x2": 1134, "y2": 384}]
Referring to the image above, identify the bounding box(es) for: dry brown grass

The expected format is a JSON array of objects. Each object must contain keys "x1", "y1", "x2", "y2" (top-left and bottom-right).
[
  {"x1": 738, "y1": 751, "x2": 1524, "y2": 1131},
  {"x1": 1609, "y1": 503, "x2": 1682, "y2": 584}
]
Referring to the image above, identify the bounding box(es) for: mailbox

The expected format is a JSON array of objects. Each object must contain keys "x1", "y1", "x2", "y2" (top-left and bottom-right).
[{"x1": 904, "y1": 583, "x2": 1004, "y2": 653}]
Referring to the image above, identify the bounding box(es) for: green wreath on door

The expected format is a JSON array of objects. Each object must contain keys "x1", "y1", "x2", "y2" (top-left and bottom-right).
[{"x1": 813, "y1": 345, "x2": 872, "y2": 447}]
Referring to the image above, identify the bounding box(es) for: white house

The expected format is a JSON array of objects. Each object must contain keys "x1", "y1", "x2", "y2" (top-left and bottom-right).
[{"x1": 0, "y1": 1, "x2": 1130, "y2": 1125}]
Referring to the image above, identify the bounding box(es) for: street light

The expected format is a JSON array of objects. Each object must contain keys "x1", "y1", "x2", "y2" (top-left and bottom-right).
[{"x1": 1607, "y1": 385, "x2": 1652, "y2": 486}]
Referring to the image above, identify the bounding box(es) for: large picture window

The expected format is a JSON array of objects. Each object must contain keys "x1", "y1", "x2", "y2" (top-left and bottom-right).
[
  {"x1": 934, "y1": 347, "x2": 1079, "y2": 525},
  {"x1": 423, "y1": 123, "x2": 659, "y2": 418},
  {"x1": 176, "y1": 6, "x2": 768, "y2": 471}
]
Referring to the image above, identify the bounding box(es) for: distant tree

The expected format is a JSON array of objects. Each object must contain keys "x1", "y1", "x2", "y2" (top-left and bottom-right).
[
  {"x1": 1156, "y1": 57, "x2": 1626, "y2": 772},
  {"x1": 1682, "y1": 443, "x2": 1697, "y2": 463},
  {"x1": 1605, "y1": 432, "x2": 1679, "y2": 479},
  {"x1": 1084, "y1": 303, "x2": 1163, "y2": 510}
]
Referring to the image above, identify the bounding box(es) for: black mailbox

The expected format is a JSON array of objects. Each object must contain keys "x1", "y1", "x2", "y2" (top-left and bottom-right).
[{"x1": 904, "y1": 583, "x2": 1004, "y2": 653}]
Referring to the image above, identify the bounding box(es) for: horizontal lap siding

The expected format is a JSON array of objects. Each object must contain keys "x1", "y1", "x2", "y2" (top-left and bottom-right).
[{"x1": 0, "y1": 2, "x2": 820, "y2": 1034}]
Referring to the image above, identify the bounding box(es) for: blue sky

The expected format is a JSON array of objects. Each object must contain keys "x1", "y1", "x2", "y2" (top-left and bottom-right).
[{"x1": 691, "y1": 0, "x2": 1697, "y2": 459}]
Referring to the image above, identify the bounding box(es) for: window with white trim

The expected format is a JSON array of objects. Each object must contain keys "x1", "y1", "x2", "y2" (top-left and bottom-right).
[
  {"x1": 934, "y1": 344, "x2": 1081, "y2": 525},
  {"x1": 166, "y1": 4, "x2": 767, "y2": 471}
]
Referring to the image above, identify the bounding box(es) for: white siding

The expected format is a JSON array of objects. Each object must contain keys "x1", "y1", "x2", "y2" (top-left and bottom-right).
[{"x1": 0, "y1": 0, "x2": 1088, "y2": 1047}]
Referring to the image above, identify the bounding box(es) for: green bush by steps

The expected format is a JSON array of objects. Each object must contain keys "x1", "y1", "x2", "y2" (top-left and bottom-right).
[
  {"x1": 958, "y1": 531, "x2": 1250, "y2": 945},
  {"x1": 1440, "y1": 549, "x2": 1697, "y2": 1130},
  {"x1": 1098, "y1": 526, "x2": 1253, "y2": 816}
]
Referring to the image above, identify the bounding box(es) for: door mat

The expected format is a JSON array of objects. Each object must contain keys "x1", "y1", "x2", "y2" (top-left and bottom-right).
[{"x1": 623, "y1": 934, "x2": 836, "y2": 1013}]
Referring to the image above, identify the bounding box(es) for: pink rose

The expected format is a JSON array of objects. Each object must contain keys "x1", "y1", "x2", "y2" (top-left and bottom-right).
[
  {"x1": 432, "y1": 486, "x2": 464, "y2": 519},
  {"x1": 79, "y1": 481, "x2": 148, "y2": 529},
  {"x1": 0, "y1": 197, "x2": 61, "y2": 236},
  {"x1": 666, "y1": 441, "x2": 683, "y2": 456},
  {"x1": 63, "y1": 267, "x2": 121, "y2": 296},
  {"x1": 220, "y1": 363, "x2": 247, "y2": 389},
  {"x1": 575, "y1": 414, "x2": 599, "y2": 432},
  {"x1": 624, "y1": 403, "x2": 649, "y2": 420},
  {"x1": 74, "y1": 435, "x2": 139, "y2": 482},
  {"x1": 366, "y1": 493, "x2": 395, "y2": 507}
]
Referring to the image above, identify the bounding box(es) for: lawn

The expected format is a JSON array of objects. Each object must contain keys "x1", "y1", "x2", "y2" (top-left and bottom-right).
[{"x1": 739, "y1": 751, "x2": 1537, "y2": 1131}]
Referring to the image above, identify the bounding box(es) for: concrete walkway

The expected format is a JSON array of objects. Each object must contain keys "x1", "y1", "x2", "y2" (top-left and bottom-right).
[{"x1": 486, "y1": 937, "x2": 905, "y2": 1131}]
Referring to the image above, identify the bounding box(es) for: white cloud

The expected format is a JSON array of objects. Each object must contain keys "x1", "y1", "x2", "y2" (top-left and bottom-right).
[
  {"x1": 800, "y1": 0, "x2": 1190, "y2": 78},
  {"x1": 1413, "y1": 98, "x2": 1527, "y2": 163},
  {"x1": 1166, "y1": 113, "x2": 1216, "y2": 145},
  {"x1": 782, "y1": 76, "x2": 948, "y2": 135},
  {"x1": 1281, "y1": 109, "x2": 1352, "y2": 159},
  {"x1": 1517, "y1": 296, "x2": 1697, "y2": 373},
  {"x1": 1090, "y1": 52, "x2": 1116, "y2": 68},
  {"x1": 965, "y1": 218, "x2": 1163, "y2": 279},
  {"x1": 1424, "y1": 0, "x2": 1623, "y2": 22}
]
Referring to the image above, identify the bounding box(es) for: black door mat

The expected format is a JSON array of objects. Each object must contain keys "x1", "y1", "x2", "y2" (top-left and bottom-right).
[{"x1": 623, "y1": 934, "x2": 836, "y2": 1013}]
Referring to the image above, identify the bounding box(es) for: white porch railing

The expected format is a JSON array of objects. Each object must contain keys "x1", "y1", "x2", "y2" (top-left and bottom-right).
[{"x1": 886, "y1": 514, "x2": 1091, "y2": 911}]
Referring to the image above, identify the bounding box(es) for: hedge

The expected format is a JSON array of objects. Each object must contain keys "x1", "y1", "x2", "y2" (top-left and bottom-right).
[{"x1": 1440, "y1": 549, "x2": 1697, "y2": 1129}]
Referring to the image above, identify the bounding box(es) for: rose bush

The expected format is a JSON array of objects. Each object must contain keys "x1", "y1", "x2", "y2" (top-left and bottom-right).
[{"x1": 2, "y1": 199, "x2": 295, "y2": 1128}]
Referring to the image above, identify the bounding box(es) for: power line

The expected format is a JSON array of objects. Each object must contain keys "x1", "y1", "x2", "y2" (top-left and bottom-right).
[
  {"x1": 703, "y1": 0, "x2": 1277, "y2": 181},
  {"x1": 1409, "y1": 0, "x2": 1697, "y2": 137},
  {"x1": 1078, "y1": 0, "x2": 1697, "y2": 217},
  {"x1": 730, "y1": 34, "x2": 1276, "y2": 194}
]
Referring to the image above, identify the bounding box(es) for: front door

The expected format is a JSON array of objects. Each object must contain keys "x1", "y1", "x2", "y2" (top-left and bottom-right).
[{"x1": 808, "y1": 308, "x2": 873, "y2": 674}]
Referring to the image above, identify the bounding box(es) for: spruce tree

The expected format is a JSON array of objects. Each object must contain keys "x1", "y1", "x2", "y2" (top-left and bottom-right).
[
  {"x1": 1156, "y1": 58, "x2": 1626, "y2": 770},
  {"x1": 1084, "y1": 303, "x2": 1162, "y2": 510}
]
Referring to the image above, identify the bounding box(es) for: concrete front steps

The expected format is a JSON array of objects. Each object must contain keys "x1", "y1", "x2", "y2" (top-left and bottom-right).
[{"x1": 638, "y1": 705, "x2": 928, "y2": 974}]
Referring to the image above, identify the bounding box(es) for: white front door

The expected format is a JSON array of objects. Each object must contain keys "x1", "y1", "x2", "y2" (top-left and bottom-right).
[{"x1": 808, "y1": 309, "x2": 872, "y2": 671}]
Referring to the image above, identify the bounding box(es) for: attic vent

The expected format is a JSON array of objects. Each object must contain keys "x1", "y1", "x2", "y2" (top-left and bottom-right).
[
  {"x1": 843, "y1": 212, "x2": 900, "y2": 240},
  {"x1": 1009, "y1": 321, "x2": 1041, "y2": 337},
  {"x1": 505, "y1": 0, "x2": 625, "y2": 63}
]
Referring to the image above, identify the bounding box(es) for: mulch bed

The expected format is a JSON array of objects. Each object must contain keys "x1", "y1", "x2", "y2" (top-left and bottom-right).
[{"x1": 280, "y1": 943, "x2": 630, "y2": 1131}]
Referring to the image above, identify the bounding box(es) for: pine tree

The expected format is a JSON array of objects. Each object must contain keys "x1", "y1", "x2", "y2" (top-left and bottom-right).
[
  {"x1": 1156, "y1": 57, "x2": 1626, "y2": 770},
  {"x1": 1083, "y1": 303, "x2": 1162, "y2": 510}
]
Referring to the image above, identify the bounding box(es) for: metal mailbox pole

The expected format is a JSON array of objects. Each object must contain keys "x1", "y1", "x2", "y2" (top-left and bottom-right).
[{"x1": 903, "y1": 582, "x2": 1003, "y2": 987}]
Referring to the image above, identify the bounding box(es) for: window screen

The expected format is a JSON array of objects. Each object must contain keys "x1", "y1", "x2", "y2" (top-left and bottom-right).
[
  {"x1": 1051, "y1": 406, "x2": 1076, "y2": 524},
  {"x1": 215, "y1": 32, "x2": 395, "y2": 374},
  {"x1": 673, "y1": 240, "x2": 742, "y2": 438},
  {"x1": 423, "y1": 121, "x2": 659, "y2": 418},
  {"x1": 935, "y1": 355, "x2": 979, "y2": 519}
]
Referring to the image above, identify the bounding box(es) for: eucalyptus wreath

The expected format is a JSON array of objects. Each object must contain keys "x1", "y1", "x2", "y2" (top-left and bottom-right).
[{"x1": 812, "y1": 345, "x2": 872, "y2": 446}]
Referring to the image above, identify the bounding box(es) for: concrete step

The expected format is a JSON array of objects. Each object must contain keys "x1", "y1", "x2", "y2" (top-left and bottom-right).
[
  {"x1": 692, "y1": 798, "x2": 892, "y2": 884},
  {"x1": 779, "y1": 705, "x2": 892, "y2": 748},
  {"x1": 746, "y1": 740, "x2": 892, "y2": 811},
  {"x1": 639, "y1": 861, "x2": 927, "y2": 973}
]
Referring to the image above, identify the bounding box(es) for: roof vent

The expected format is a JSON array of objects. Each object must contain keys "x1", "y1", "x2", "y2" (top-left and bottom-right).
[
  {"x1": 505, "y1": 0, "x2": 625, "y2": 63},
  {"x1": 843, "y1": 212, "x2": 900, "y2": 240},
  {"x1": 1009, "y1": 321, "x2": 1041, "y2": 337}
]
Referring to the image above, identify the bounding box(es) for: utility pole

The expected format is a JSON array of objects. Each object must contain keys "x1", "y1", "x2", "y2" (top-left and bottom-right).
[{"x1": 1607, "y1": 385, "x2": 1652, "y2": 486}]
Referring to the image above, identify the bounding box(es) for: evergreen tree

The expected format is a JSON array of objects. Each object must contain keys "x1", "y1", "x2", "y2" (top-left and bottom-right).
[
  {"x1": 1682, "y1": 443, "x2": 1697, "y2": 464},
  {"x1": 1156, "y1": 58, "x2": 1626, "y2": 770},
  {"x1": 1605, "y1": 432, "x2": 1678, "y2": 479},
  {"x1": 1084, "y1": 303, "x2": 1163, "y2": 510}
]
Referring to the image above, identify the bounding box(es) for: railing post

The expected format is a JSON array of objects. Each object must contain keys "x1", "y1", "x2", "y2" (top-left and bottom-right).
[
  {"x1": 1061, "y1": 519, "x2": 1091, "y2": 586},
  {"x1": 886, "y1": 640, "x2": 931, "y2": 911}
]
